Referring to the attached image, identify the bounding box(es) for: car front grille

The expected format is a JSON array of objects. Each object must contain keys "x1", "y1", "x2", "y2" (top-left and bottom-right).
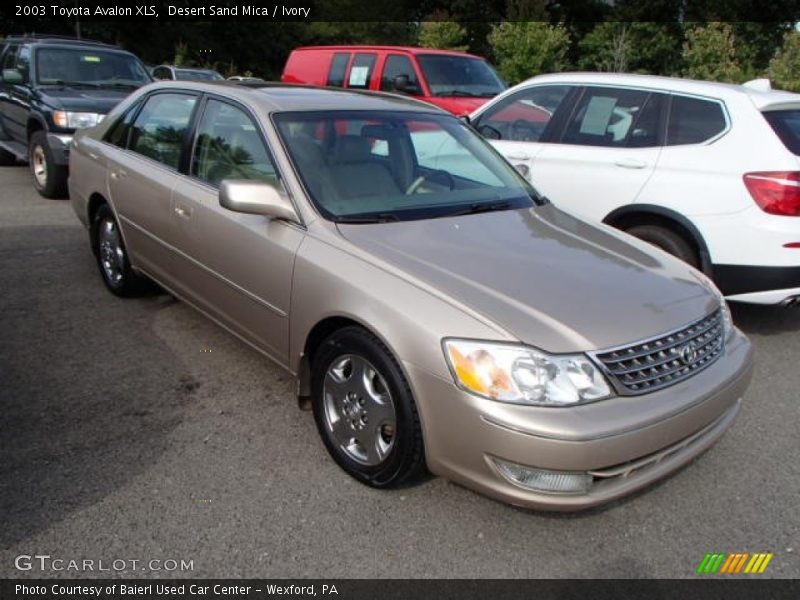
[{"x1": 592, "y1": 309, "x2": 724, "y2": 395}]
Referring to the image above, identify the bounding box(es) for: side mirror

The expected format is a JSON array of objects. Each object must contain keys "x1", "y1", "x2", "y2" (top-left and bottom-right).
[
  {"x1": 219, "y1": 180, "x2": 299, "y2": 222},
  {"x1": 393, "y1": 74, "x2": 419, "y2": 95},
  {"x1": 477, "y1": 124, "x2": 502, "y2": 140},
  {"x1": 2, "y1": 69, "x2": 23, "y2": 84}
]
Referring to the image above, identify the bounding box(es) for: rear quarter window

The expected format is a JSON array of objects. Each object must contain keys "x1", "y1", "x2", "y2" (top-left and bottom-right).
[
  {"x1": 763, "y1": 110, "x2": 800, "y2": 155},
  {"x1": 666, "y1": 95, "x2": 727, "y2": 145}
]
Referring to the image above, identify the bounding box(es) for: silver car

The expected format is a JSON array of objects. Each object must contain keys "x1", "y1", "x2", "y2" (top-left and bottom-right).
[{"x1": 69, "y1": 81, "x2": 753, "y2": 510}]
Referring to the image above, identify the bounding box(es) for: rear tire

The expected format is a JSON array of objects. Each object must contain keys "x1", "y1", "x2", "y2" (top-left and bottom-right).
[
  {"x1": 625, "y1": 224, "x2": 699, "y2": 268},
  {"x1": 311, "y1": 326, "x2": 427, "y2": 488},
  {"x1": 29, "y1": 131, "x2": 68, "y2": 198},
  {"x1": 92, "y1": 204, "x2": 149, "y2": 297}
]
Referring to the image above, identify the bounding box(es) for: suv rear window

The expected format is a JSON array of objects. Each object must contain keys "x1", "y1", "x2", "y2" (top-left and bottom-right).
[{"x1": 763, "y1": 110, "x2": 800, "y2": 155}]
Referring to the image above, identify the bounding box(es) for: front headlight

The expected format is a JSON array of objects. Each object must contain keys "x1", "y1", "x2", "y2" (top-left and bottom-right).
[
  {"x1": 53, "y1": 111, "x2": 104, "y2": 129},
  {"x1": 691, "y1": 271, "x2": 733, "y2": 340},
  {"x1": 443, "y1": 339, "x2": 612, "y2": 406}
]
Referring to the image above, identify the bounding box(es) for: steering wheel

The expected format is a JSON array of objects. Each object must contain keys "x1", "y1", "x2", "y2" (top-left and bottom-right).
[
  {"x1": 405, "y1": 169, "x2": 456, "y2": 194},
  {"x1": 510, "y1": 119, "x2": 540, "y2": 142}
]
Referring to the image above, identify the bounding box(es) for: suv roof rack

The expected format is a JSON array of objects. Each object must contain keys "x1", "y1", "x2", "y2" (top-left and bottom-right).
[{"x1": 4, "y1": 34, "x2": 118, "y2": 48}]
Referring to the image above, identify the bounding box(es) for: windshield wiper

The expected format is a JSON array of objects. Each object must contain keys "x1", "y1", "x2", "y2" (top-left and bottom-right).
[
  {"x1": 102, "y1": 82, "x2": 140, "y2": 89},
  {"x1": 335, "y1": 213, "x2": 399, "y2": 224},
  {"x1": 442, "y1": 201, "x2": 512, "y2": 218},
  {"x1": 42, "y1": 80, "x2": 101, "y2": 88},
  {"x1": 435, "y1": 90, "x2": 482, "y2": 97}
]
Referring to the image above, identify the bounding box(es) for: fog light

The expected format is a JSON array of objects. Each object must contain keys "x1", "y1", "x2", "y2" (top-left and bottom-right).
[{"x1": 490, "y1": 457, "x2": 593, "y2": 494}]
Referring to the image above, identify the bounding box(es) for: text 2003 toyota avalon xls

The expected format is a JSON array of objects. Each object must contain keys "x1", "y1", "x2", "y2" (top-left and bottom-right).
[{"x1": 68, "y1": 81, "x2": 753, "y2": 510}]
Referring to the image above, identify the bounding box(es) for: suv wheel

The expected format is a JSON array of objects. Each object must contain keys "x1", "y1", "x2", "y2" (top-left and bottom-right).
[
  {"x1": 29, "y1": 131, "x2": 68, "y2": 198},
  {"x1": 92, "y1": 204, "x2": 149, "y2": 296},
  {"x1": 626, "y1": 224, "x2": 699, "y2": 268},
  {"x1": 311, "y1": 326, "x2": 427, "y2": 488}
]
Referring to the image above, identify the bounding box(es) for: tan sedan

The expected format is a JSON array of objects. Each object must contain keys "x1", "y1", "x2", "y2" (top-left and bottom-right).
[{"x1": 69, "y1": 81, "x2": 753, "y2": 510}]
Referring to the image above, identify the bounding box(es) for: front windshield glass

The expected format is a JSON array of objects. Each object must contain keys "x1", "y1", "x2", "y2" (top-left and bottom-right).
[
  {"x1": 274, "y1": 110, "x2": 538, "y2": 222},
  {"x1": 417, "y1": 55, "x2": 505, "y2": 98},
  {"x1": 36, "y1": 47, "x2": 151, "y2": 87}
]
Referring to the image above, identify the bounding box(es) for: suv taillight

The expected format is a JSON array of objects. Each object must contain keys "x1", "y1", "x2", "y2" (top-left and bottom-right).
[{"x1": 743, "y1": 171, "x2": 800, "y2": 216}]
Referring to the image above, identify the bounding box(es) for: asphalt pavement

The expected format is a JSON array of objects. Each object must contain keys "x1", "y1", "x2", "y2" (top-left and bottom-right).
[{"x1": 0, "y1": 164, "x2": 798, "y2": 578}]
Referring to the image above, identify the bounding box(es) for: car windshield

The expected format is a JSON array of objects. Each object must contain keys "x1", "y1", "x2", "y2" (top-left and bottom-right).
[
  {"x1": 175, "y1": 69, "x2": 224, "y2": 81},
  {"x1": 416, "y1": 55, "x2": 505, "y2": 98},
  {"x1": 36, "y1": 47, "x2": 150, "y2": 87},
  {"x1": 274, "y1": 110, "x2": 538, "y2": 222}
]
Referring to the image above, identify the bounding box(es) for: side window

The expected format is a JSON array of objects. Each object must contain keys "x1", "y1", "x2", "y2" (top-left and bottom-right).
[
  {"x1": 129, "y1": 93, "x2": 197, "y2": 168},
  {"x1": 104, "y1": 100, "x2": 143, "y2": 148},
  {"x1": 380, "y1": 54, "x2": 418, "y2": 93},
  {"x1": 562, "y1": 87, "x2": 651, "y2": 147},
  {"x1": 191, "y1": 99, "x2": 278, "y2": 187},
  {"x1": 326, "y1": 52, "x2": 350, "y2": 87},
  {"x1": 347, "y1": 53, "x2": 376, "y2": 90},
  {"x1": 667, "y1": 96, "x2": 726, "y2": 145},
  {"x1": 476, "y1": 85, "x2": 570, "y2": 142},
  {"x1": 15, "y1": 45, "x2": 31, "y2": 82}
]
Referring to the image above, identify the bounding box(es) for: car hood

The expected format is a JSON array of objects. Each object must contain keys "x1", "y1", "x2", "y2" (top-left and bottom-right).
[
  {"x1": 337, "y1": 205, "x2": 718, "y2": 353},
  {"x1": 424, "y1": 96, "x2": 492, "y2": 116},
  {"x1": 39, "y1": 87, "x2": 134, "y2": 112}
]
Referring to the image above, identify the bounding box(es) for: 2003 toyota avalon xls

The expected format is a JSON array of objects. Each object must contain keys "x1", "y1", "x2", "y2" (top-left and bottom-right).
[{"x1": 69, "y1": 81, "x2": 753, "y2": 510}]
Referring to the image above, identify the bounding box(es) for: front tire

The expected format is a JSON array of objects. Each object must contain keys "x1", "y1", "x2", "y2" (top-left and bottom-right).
[
  {"x1": 625, "y1": 224, "x2": 699, "y2": 268},
  {"x1": 29, "y1": 131, "x2": 68, "y2": 198},
  {"x1": 311, "y1": 326, "x2": 426, "y2": 488},
  {"x1": 92, "y1": 204, "x2": 149, "y2": 297}
]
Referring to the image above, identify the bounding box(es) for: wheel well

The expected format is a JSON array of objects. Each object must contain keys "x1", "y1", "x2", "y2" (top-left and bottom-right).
[
  {"x1": 296, "y1": 316, "x2": 370, "y2": 410},
  {"x1": 27, "y1": 118, "x2": 44, "y2": 141},
  {"x1": 604, "y1": 210, "x2": 711, "y2": 274},
  {"x1": 87, "y1": 193, "x2": 108, "y2": 254}
]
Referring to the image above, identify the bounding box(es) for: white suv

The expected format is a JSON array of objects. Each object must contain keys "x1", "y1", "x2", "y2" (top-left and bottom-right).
[{"x1": 470, "y1": 72, "x2": 800, "y2": 305}]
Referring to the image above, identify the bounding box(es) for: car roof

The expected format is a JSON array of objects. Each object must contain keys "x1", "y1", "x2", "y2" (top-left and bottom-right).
[
  {"x1": 520, "y1": 72, "x2": 800, "y2": 111},
  {"x1": 146, "y1": 80, "x2": 448, "y2": 113},
  {"x1": 292, "y1": 45, "x2": 484, "y2": 59}
]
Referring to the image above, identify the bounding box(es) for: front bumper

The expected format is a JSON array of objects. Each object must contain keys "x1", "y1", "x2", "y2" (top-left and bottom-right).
[
  {"x1": 406, "y1": 330, "x2": 753, "y2": 511},
  {"x1": 46, "y1": 133, "x2": 72, "y2": 166}
]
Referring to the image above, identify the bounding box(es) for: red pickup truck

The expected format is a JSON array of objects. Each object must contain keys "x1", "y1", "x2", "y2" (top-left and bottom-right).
[{"x1": 281, "y1": 45, "x2": 506, "y2": 116}]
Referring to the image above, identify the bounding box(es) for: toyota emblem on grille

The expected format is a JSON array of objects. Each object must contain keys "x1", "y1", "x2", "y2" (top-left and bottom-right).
[{"x1": 679, "y1": 341, "x2": 699, "y2": 365}]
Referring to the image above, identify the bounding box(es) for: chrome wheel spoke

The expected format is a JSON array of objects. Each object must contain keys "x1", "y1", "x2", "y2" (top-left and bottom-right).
[{"x1": 329, "y1": 417, "x2": 353, "y2": 448}]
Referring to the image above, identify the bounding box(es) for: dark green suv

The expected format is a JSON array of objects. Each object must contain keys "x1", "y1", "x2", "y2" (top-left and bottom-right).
[{"x1": 0, "y1": 35, "x2": 151, "y2": 197}]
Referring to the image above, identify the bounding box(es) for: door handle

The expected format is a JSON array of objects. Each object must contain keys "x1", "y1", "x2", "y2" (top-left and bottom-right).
[
  {"x1": 506, "y1": 153, "x2": 531, "y2": 161},
  {"x1": 174, "y1": 205, "x2": 192, "y2": 219},
  {"x1": 614, "y1": 158, "x2": 647, "y2": 169},
  {"x1": 110, "y1": 168, "x2": 127, "y2": 180}
]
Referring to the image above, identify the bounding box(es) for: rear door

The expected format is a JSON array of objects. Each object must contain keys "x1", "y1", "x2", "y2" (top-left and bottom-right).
[
  {"x1": 169, "y1": 96, "x2": 304, "y2": 363},
  {"x1": 532, "y1": 86, "x2": 666, "y2": 221},
  {"x1": 344, "y1": 52, "x2": 378, "y2": 91},
  {"x1": 106, "y1": 91, "x2": 199, "y2": 284}
]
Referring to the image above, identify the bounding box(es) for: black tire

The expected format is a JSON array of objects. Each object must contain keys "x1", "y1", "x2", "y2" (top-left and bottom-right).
[
  {"x1": 311, "y1": 326, "x2": 427, "y2": 488},
  {"x1": 29, "y1": 130, "x2": 68, "y2": 198},
  {"x1": 92, "y1": 204, "x2": 149, "y2": 297},
  {"x1": 625, "y1": 224, "x2": 699, "y2": 268}
]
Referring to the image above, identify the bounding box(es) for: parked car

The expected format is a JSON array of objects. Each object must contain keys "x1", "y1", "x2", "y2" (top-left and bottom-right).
[
  {"x1": 0, "y1": 35, "x2": 151, "y2": 198},
  {"x1": 281, "y1": 45, "x2": 506, "y2": 116},
  {"x1": 69, "y1": 81, "x2": 752, "y2": 510},
  {"x1": 152, "y1": 65, "x2": 224, "y2": 81},
  {"x1": 227, "y1": 75, "x2": 265, "y2": 83},
  {"x1": 470, "y1": 72, "x2": 800, "y2": 305}
]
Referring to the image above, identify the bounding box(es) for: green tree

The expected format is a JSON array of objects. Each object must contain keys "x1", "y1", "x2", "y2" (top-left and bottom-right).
[
  {"x1": 768, "y1": 30, "x2": 800, "y2": 92},
  {"x1": 417, "y1": 12, "x2": 468, "y2": 51},
  {"x1": 682, "y1": 22, "x2": 743, "y2": 83},
  {"x1": 487, "y1": 22, "x2": 571, "y2": 84},
  {"x1": 579, "y1": 22, "x2": 682, "y2": 75}
]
